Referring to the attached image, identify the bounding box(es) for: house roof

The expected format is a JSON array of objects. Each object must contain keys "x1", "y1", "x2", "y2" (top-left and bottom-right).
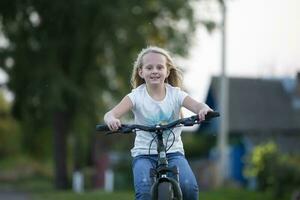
[{"x1": 207, "y1": 76, "x2": 300, "y2": 133}]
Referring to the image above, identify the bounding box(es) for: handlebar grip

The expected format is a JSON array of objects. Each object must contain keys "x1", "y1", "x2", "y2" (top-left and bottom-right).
[
  {"x1": 205, "y1": 111, "x2": 220, "y2": 120},
  {"x1": 96, "y1": 124, "x2": 110, "y2": 132}
]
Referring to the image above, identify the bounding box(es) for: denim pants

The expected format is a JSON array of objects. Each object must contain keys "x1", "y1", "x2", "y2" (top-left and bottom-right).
[{"x1": 132, "y1": 152, "x2": 199, "y2": 200}]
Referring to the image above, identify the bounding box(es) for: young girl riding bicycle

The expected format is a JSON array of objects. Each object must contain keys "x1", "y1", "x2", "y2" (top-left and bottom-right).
[{"x1": 104, "y1": 46, "x2": 213, "y2": 200}]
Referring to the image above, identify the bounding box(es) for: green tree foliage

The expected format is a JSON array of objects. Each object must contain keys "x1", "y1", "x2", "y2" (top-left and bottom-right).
[
  {"x1": 0, "y1": 0, "x2": 198, "y2": 189},
  {"x1": 0, "y1": 92, "x2": 21, "y2": 157}
]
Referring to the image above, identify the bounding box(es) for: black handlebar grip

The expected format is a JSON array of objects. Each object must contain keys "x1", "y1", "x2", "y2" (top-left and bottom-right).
[
  {"x1": 205, "y1": 111, "x2": 220, "y2": 120},
  {"x1": 96, "y1": 124, "x2": 110, "y2": 132}
]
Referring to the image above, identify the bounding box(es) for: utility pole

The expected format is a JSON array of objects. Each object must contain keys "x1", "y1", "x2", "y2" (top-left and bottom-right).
[{"x1": 216, "y1": 0, "x2": 229, "y2": 186}]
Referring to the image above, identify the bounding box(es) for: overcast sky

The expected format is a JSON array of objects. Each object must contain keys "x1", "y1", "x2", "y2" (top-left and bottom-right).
[{"x1": 181, "y1": 0, "x2": 300, "y2": 104}]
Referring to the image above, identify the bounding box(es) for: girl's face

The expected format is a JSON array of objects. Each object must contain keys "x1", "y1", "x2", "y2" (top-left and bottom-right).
[{"x1": 138, "y1": 52, "x2": 169, "y2": 86}]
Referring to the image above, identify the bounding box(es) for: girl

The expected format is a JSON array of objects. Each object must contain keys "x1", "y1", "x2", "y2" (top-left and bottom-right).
[{"x1": 104, "y1": 46, "x2": 213, "y2": 200}]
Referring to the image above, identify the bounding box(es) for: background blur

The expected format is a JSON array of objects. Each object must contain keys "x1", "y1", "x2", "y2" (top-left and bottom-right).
[{"x1": 0, "y1": 0, "x2": 300, "y2": 200}]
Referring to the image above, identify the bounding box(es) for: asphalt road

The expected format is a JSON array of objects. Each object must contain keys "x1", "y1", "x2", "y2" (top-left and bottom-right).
[{"x1": 0, "y1": 191, "x2": 30, "y2": 200}]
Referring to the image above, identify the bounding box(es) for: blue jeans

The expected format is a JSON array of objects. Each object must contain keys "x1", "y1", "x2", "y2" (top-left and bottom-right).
[{"x1": 132, "y1": 152, "x2": 199, "y2": 200}]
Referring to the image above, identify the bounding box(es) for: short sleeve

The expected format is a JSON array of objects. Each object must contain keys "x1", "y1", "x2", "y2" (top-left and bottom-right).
[
  {"x1": 177, "y1": 88, "x2": 188, "y2": 106},
  {"x1": 127, "y1": 89, "x2": 136, "y2": 108}
]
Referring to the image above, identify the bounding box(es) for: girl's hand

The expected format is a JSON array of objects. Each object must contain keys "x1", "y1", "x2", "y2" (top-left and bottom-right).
[
  {"x1": 198, "y1": 105, "x2": 213, "y2": 122},
  {"x1": 107, "y1": 118, "x2": 121, "y2": 131},
  {"x1": 104, "y1": 112, "x2": 122, "y2": 131}
]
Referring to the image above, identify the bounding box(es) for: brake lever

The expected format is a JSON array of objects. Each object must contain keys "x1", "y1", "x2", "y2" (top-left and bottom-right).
[
  {"x1": 183, "y1": 121, "x2": 195, "y2": 126},
  {"x1": 183, "y1": 115, "x2": 199, "y2": 126}
]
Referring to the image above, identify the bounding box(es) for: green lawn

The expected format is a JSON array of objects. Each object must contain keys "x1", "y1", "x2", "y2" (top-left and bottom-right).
[
  {"x1": 201, "y1": 188, "x2": 275, "y2": 200},
  {"x1": 31, "y1": 188, "x2": 277, "y2": 200},
  {"x1": 32, "y1": 190, "x2": 134, "y2": 200}
]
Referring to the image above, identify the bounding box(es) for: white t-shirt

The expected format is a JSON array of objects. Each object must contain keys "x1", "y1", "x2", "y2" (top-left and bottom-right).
[{"x1": 127, "y1": 83, "x2": 188, "y2": 157}]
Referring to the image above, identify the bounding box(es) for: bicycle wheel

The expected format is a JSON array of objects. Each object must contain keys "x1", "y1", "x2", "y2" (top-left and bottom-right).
[{"x1": 157, "y1": 182, "x2": 174, "y2": 200}]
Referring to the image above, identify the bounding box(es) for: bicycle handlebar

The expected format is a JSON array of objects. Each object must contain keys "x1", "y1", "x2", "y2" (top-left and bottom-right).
[{"x1": 96, "y1": 111, "x2": 220, "y2": 134}]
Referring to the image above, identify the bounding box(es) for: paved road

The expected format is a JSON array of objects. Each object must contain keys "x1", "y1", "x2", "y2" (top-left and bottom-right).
[{"x1": 0, "y1": 191, "x2": 30, "y2": 200}]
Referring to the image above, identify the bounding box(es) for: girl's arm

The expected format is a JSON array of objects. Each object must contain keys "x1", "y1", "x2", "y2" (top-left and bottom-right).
[
  {"x1": 104, "y1": 95, "x2": 133, "y2": 131},
  {"x1": 182, "y1": 96, "x2": 213, "y2": 121}
]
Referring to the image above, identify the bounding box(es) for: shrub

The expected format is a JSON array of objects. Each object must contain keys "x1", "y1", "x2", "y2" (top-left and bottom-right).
[{"x1": 245, "y1": 141, "x2": 300, "y2": 199}]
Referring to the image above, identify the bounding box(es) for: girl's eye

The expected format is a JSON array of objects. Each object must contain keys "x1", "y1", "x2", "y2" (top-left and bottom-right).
[{"x1": 157, "y1": 65, "x2": 165, "y2": 70}]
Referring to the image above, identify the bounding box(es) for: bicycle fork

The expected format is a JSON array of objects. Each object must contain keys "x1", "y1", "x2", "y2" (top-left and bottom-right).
[{"x1": 150, "y1": 131, "x2": 183, "y2": 200}]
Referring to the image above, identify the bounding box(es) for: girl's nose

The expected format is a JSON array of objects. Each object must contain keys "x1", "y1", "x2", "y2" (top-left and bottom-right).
[{"x1": 152, "y1": 67, "x2": 158, "y2": 73}]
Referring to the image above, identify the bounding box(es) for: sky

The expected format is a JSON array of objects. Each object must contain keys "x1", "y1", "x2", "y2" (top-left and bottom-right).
[
  {"x1": 1, "y1": 0, "x2": 300, "y2": 103},
  {"x1": 180, "y1": 0, "x2": 300, "y2": 104}
]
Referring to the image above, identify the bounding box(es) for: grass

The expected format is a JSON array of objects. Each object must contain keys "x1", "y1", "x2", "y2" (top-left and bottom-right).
[
  {"x1": 32, "y1": 190, "x2": 134, "y2": 200},
  {"x1": 30, "y1": 188, "x2": 277, "y2": 200},
  {"x1": 201, "y1": 188, "x2": 275, "y2": 200}
]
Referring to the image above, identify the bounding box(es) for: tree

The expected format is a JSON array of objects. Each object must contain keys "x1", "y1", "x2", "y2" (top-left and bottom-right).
[
  {"x1": 0, "y1": 0, "x2": 198, "y2": 189},
  {"x1": 0, "y1": 91, "x2": 21, "y2": 158}
]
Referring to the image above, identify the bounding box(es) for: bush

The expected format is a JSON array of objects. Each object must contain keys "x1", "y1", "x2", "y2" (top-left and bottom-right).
[{"x1": 245, "y1": 141, "x2": 300, "y2": 199}]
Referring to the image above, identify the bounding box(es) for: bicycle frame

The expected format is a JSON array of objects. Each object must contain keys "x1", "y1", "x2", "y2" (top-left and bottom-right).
[
  {"x1": 149, "y1": 128, "x2": 182, "y2": 200},
  {"x1": 96, "y1": 111, "x2": 220, "y2": 200}
]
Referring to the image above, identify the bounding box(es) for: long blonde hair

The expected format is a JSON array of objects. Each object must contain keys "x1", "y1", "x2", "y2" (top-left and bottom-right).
[{"x1": 130, "y1": 46, "x2": 183, "y2": 89}]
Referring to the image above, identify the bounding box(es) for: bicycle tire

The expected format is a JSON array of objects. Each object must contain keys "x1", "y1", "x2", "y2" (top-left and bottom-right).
[{"x1": 157, "y1": 182, "x2": 174, "y2": 200}]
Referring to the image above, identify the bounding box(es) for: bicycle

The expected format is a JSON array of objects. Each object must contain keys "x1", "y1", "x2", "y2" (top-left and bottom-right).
[{"x1": 96, "y1": 111, "x2": 220, "y2": 200}]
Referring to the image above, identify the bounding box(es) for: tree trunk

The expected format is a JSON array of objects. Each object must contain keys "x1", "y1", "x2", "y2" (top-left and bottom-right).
[{"x1": 53, "y1": 110, "x2": 70, "y2": 189}]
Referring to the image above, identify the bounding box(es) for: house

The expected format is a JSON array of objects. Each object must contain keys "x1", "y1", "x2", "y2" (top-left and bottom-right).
[{"x1": 199, "y1": 72, "x2": 300, "y2": 185}]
